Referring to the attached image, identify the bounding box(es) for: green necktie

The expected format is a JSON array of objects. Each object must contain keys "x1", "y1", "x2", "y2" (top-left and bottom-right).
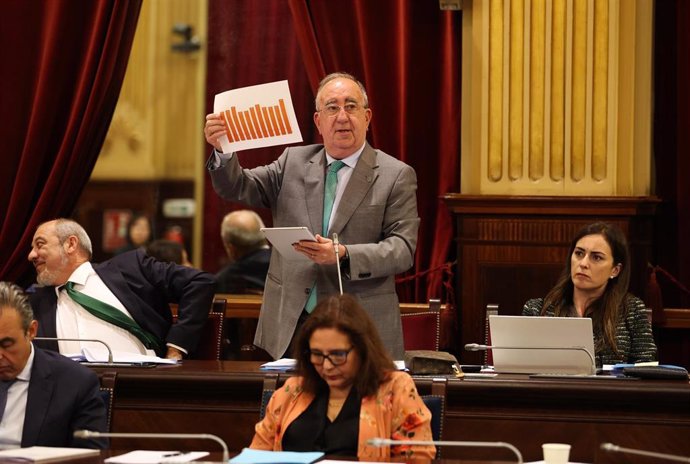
[
  {"x1": 305, "y1": 160, "x2": 347, "y2": 314},
  {"x1": 322, "y1": 160, "x2": 346, "y2": 236},
  {"x1": 63, "y1": 282, "x2": 164, "y2": 353}
]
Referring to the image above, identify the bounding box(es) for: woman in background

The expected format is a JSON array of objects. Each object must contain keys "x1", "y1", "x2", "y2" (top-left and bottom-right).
[
  {"x1": 251, "y1": 294, "x2": 435, "y2": 461},
  {"x1": 115, "y1": 214, "x2": 152, "y2": 255},
  {"x1": 523, "y1": 222, "x2": 657, "y2": 366}
]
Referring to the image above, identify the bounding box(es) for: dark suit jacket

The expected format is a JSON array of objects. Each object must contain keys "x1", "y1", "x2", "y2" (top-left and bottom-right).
[
  {"x1": 22, "y1": 346, "x2": 107, "y2": 448},
  {"x1": 215, "y1": 248, "x2": 271, "y2": 294},
  {"x1": 209, "y1": 143, "x2": 419, "y2": 359},
  {"x1": 30, "y1": 249, "x2": 216, "y2": 356}
]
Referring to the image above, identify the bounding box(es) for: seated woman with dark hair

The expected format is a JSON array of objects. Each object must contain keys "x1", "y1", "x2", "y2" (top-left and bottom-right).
[
  {"x1": 523, "y1": 221, "x2": 657, "y2": 366},
  {"x1": 250, "y1": 294, "x2": 435, "y2": 461}
]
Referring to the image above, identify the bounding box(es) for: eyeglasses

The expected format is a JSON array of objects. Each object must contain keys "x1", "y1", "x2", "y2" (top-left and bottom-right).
[
  {"x1": 309, "y1": 347, "x2": 354, "y2": 366},
  {"x1": 319, "y1": 103, "x2": 363, "y2": 117}
]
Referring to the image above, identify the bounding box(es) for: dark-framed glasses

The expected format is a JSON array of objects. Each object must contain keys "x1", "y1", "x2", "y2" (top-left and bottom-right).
[
  {"x1": 309, "y1": 347, "x2": 354, "y2": 366},
  {"x1": 319, "y1": 103, "x2": 362, "y2": 117}
]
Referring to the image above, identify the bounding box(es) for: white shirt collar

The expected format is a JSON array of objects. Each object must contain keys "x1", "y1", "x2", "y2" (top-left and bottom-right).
[
  {"x1": 325, "y1": 143, "x2": 365, "y2": 168},
  {"x1": 17, "y1": 342, "x2": 34, "y2": 382},
  {"x1": 54, "y1": 262, "x2": 94, "y2": 297}
]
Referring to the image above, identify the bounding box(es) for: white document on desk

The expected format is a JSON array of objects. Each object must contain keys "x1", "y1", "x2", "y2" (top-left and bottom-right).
[
  {"x1": 0, "y1": 446, "x2": 100, "y2": 462},
  {"x1": 81, "y1": 347, "x2": 178, "y2": 364},
  {"x1": 105, "y1": 451, "x2": 209, "y2": 464}
]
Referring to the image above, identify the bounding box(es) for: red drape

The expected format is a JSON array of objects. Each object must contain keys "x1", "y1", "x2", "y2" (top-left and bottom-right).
[
  {"x1": 0, "y1": 0, "x2": 142, "y2": 286},
  {"x1": 203, "y1": 0, "x2": 461, "y2": 302},
  {"x1": 202, "y1": 0, "x2": 318, "y2": 273}
]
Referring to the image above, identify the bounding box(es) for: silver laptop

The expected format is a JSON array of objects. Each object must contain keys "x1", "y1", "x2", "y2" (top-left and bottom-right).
[{"x1": 489, "y1": 315, "x2": 596, "y2": 375}]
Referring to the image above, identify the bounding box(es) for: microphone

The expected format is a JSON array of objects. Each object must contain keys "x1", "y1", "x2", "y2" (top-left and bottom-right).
[
  {"x1": 464, "y1": 343, "x2": 596, "y2": 375},
  {"x1": 367, "y1": 438, "x2": 523, "y2": 463},
  {"x1": 600, "y1": 442, "x2": 690, "y2": 463},
  {"x1": 73, "y1": 431, "x2": 230, "y2": 462},
  {"x1": 34, "y1": 336, "x2": 114, "y2": 364},
  {"x1": 332, "y1": 233, "x2": 343, "y2": 295}
]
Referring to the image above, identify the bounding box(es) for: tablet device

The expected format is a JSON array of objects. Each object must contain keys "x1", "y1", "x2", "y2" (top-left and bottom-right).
[{"x1": 260, "y1": 227, "x2": 316, "y2": 261}]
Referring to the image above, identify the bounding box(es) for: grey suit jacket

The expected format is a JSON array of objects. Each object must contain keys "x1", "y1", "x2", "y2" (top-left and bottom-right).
[{"x1": 209, "y1": 143, "x2": 419, "y2": 359}]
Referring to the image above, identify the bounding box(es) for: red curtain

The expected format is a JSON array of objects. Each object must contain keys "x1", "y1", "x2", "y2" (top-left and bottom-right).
[
  {"x1": 653, "y1": 0, "x2": 690, "y2": 307},
  {"x1": 202, "y1": 0, "x2": 318, "y2": 274},
  {"x1": 203, "y1": 0, "x2": 461, "y2": 302},
  {"x1": 0, "y1": 0, "x2": 142, "y2": 286}
]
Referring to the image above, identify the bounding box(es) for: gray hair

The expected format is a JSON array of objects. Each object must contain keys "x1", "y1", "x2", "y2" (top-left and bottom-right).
[
  {"x1": 0, "y1": 282, "x2": 34, "y2": 332},
  {"x1": 315, "y1": 72, "x2": 369, "y2": 111},
  {"x1": 49, "y1": 218, "x2": 93, "y2": 259},
  {"x1": 221, "y1": 210, "x2": 266, "y2": 250}
]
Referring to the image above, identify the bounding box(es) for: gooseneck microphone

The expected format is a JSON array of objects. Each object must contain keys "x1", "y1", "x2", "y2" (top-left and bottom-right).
[
  {"x1": 73, "y1": 431, "x2": 230, "y2": 462},
  {"x1": 600, "y1": 442, "x2": 690, "y2": 463},
  {"x1": 34, "y1": 336, "x2": 114, "y2": 364},
  {"x1": 368, "y1": 438, "x2": 523, "y2": 463},
  {"x1": 332, "y1": 233, "x2": 344, "y2": 295},
  {"x1": 464, "y1": 343, "x2": 596, "y2": 375}
]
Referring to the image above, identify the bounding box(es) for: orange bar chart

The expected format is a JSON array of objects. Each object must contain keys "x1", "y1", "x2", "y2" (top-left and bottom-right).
[{"x1": 221, "y1": 99, "x2": 294, "y2": 143}]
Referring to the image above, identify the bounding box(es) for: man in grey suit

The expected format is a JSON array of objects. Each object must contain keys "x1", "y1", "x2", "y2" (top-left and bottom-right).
[{"x1": 204, "y1": 72, "x2": 419, "y2": 359}]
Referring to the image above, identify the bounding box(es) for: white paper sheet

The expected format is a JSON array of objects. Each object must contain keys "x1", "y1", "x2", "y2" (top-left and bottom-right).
[
  {"x1": 214, "y1": 80, "x2": 302, "y2": 153},
  {"x1": 81, "y1": 347, "x2": 178, "y2": 364},
  {"x1": 105, "y1": 451, "x2": 209, "y2": 464}
]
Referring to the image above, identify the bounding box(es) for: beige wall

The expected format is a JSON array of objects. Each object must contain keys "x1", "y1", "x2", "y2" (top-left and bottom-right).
[
  {"x1": 92, "y1": 0, "x2": 207, "y2": 181},
  {"x1": 461, "y1": 0, "x2": 653, "y2": 195},
  {"x1": 90, "y1": 0, "x2": 208, "y2": 260}
]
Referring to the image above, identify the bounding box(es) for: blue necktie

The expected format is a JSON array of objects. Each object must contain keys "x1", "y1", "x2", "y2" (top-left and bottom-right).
[
  {"x1": 0, "y1": 380, "x2": 16, "y2": 423},
  {"x1": 305, "y1": 160, "x2": 347, "y2": 313}
]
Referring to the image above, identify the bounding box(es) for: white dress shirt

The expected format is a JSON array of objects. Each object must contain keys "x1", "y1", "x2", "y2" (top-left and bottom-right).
[
  {"x1": 324, "y1": 146, "x2": 363, "y2": 234},
  {"x1": 56, "y1": 262, "x2": 152, "y2": 356}
]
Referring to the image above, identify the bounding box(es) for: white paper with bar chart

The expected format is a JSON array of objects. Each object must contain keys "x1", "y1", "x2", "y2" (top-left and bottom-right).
[{"x1": 214, "y1": 80, "x2": 303, "y2": 153}]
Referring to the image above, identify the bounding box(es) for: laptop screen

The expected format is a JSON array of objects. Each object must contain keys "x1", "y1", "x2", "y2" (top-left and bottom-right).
[{"x1": 489, "y1": 315, "x2": 596, "y2": 375}]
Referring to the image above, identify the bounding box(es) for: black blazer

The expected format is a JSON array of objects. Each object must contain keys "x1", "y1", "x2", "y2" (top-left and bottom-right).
[
  {"x1": 22, "y1": 347, "x2": 107, "y2": 448},
  {"x1": 215, "y1": 248, "x2": 271, "y2": 294},
  {"x1": 30, "y1": 249, "x2": 216, "y2": 356}
]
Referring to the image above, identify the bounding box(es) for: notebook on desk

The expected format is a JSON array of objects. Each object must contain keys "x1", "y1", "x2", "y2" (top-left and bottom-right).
[{"x1": 489, "y1": 315, "x2": 596, "y2": 375}]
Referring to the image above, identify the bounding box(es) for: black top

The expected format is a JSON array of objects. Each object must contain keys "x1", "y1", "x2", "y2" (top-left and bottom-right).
[
  {"x1": 282, "y1": 387, "x2": 360, "y2": 456},
  {"x1": 215, "y1": 248, "x2": 271, "y2": 294}
]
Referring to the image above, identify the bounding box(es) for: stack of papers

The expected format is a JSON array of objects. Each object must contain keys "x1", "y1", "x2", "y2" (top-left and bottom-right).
[
  {"x1": 0, "y1": 446, "x2": 100, "y2": 463},
  {"x1": 260, "y1": 359, "x2": 406, "y2": 371},
  {"x1": 105, "y1": 451, "x2": 209, "y2": 463},
  {"x1": 66, "y1": 347, "x2": 178, "y2": 365},
  {"x1": 260, "y1": 358, "x2": 296, "y2": 371},
  {"x1": 230, "y1": 448, "x2": 323, "y2": 464}
]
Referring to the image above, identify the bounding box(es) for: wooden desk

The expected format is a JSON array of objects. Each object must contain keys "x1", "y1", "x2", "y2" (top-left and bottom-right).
[
  {"x1": 90, "y1": 362, "x2": 690, "y2": 463},
  {"x1": 215, "y1": 293, "x2": 446, "y2": 319}
]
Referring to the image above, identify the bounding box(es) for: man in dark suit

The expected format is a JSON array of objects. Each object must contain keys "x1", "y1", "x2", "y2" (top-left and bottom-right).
[
  {"x1": 0, "y1": 282, "x2": 106, "y2": 449},
  {"x1": 28, "y1": 218, "x2": 215, "y2": 360},
  {"x1": 216, "y1": 210, "x2": 271, "y2": 294},
  {"x1": 204, "y1": 72, "x2": 419, "y2": 359}
]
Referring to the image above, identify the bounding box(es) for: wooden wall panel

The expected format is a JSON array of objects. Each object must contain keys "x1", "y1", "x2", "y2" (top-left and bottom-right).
[{"x1": 443, "y1": 195, "x2": 659, "y2": 365}]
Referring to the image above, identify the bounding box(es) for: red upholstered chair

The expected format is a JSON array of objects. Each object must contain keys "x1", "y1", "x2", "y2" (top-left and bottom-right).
[
  {"x1": 172, "y1": 312, "x2": 225, "y2": 360},
  {"x1": 98, "y1": 371, "x2": 117, "y2": 432},
  {"x1": 401, "y1": 305, "x2": 441, "y2": 351}
]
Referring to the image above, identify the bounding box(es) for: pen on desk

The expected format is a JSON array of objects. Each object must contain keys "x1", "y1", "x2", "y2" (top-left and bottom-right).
[{"x1": 161, "y1": 452, "x2": 182, "y2": 457}]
